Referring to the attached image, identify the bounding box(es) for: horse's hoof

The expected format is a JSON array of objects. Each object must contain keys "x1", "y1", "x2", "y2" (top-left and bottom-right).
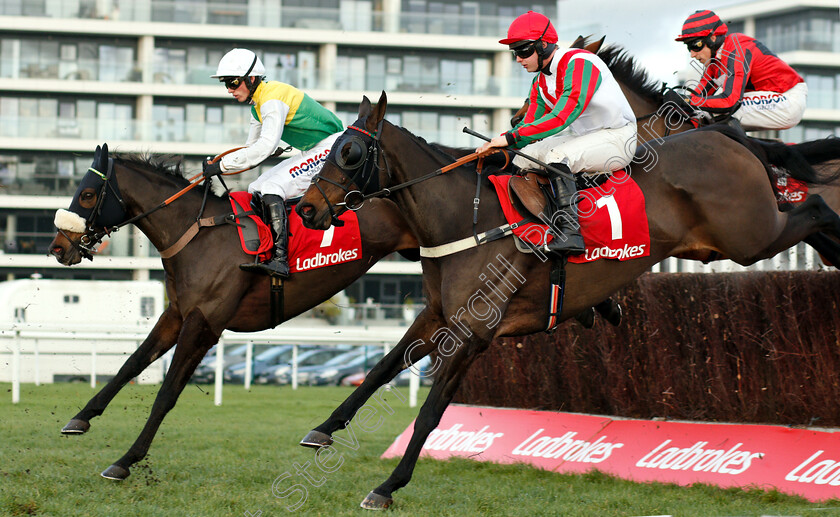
[
  {"x1": 604, "y1": 302, "x2": 622, "y2": 327},
  {"x1": 100, "y1": 464, "x2": 130, "y2": 481},
  {"x1": 299, "y1": 430, "x2": 333, "y2": 449},
  {"x1": 360, "y1": 491, "x2": 393, "y2": 510},
  {"x1": 61, "y1": 419, "x2": 90, "y2": 434},
  {"x1": 574, "y1": 307, "x2": 595, "y2": 329}
]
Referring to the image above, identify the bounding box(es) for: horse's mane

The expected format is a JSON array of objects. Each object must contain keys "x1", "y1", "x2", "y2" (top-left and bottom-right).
[
  {"x1": 113, "y1": 153, "x2": 226, "y2": 198},
  {"x1": 392, "y1": 123, "x2": 473, "y2": 162},
  {"x1": 597, "y1": 44, "x2": 664, "y2": 105}
]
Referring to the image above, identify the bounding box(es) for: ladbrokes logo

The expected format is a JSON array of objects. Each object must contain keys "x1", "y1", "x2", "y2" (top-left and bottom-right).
[
  {"x1": 636, "y1": 440, "x2": 763, "y2": 475},
  {"x1": 511, "y1": 429, "x2": 623, "y2": 463},
  {"x1": 584, "y1": 243, "x2": 646, "y2": 261},
  {"x1": 786, "y1": 450, "x2": 840, "y2": 486},
  {"x1": 423, "y1": 424, "x2": 504, "y2": 453},
  {"x1": 294, "y1": 248, "x2": 359, "y2": 271}
]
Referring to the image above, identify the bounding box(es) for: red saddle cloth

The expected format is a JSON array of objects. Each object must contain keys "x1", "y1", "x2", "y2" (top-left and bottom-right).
[
  {"x1": 488, "y1": 170, "x2": 651, "y2": 264},
  {"x1": 773, "y1": 167, "x2": 808, "y2": 205},
  {"x1": 229, "y1": 192, "x2": 362, "y2": 272}
]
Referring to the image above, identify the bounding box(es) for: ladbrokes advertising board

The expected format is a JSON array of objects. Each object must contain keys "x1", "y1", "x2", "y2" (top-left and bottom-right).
[{"x1": 382, "y1": 405, "x2": 840, "y2": 501}]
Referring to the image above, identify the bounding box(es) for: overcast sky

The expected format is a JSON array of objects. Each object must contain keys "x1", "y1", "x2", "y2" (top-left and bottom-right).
[{"x1": 555, "y1": 0, "x2": 748, "y2": 83}]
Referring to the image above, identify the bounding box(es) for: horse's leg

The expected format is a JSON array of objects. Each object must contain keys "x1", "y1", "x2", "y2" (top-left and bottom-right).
[
  {"x1": 300, "y1": 307, "x2": 444, "y2": 448},
  {"x1": 741, "y1": 195, "x2": 840, "y2": 265},
  {"x1": 595, "y1": 297, "x2": 623, "y2": 327},
  {"x1": 803, "y1": 233, "x2": 840, "y2": 268},
  {"x1": 61, "y1": 307, "x2": 182, "y2": 435},
  {"x1": 361, "y1": 334, "x2": 491, "y2": 509},
  {"x1": 100, "y1": 309, "x2": 218, "y2": 481}
]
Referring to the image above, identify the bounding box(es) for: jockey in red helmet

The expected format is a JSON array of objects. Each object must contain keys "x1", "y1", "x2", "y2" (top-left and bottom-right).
[
  {"x1": 676, "y1": 9, "x2": 807, "y2": 131},
  {"x1": 477, "y1": 11, "x2": 637, "y2": 255}
]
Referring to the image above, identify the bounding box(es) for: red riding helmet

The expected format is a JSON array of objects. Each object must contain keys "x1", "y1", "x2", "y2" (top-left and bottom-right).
[
  {"x1": 500, "y1": 11, "x2": 558, "y2": 45},
  {"x1": 675, "y1": 9, "x2": 728, "y2": 41}
]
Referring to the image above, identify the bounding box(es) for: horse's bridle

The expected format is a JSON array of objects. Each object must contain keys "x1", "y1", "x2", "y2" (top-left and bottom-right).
[
  {"x1": 309, "y1": 122, "x2": 386, "y2": 227},
  {"x1": 635, "y1": 85, "x2": 702, "y2": 136},
  {"x1": 309, "y1": 118, "x2": 487, "y2": 226},
  {"x1": 58, "y1": 159, "x2": 129, "y2": 260},
  {"x1": 61, "y1": 156, "x2": 232, "y2": 260}
]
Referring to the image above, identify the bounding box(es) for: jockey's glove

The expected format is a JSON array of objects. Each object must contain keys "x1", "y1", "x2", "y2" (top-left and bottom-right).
[{"x1": 203, "y1": 159, "x2": 223, "y2": 178}]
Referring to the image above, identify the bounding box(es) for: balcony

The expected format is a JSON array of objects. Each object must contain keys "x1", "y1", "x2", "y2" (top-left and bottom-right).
[{"x1": 0, "y1": 1, "x2": 520, "y2": 38}]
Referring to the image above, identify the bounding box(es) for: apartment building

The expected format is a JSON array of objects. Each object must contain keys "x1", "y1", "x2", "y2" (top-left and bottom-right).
[
  {"x1": 715, "y1": 0, "x2": 840, "y2": 142},
  {"x1": 0, "y1": 0, "x2": 558, "y2": 306}
]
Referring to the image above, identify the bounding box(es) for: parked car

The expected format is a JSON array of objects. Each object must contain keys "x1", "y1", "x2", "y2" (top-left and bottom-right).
[
  {"x1": 224, "y1": 345, "x2": 303, "y2": 383},
  {"x1": 307, "y1": 348, "x2": 385, "y2": 386},
  {"x1": 191, "y1": 343, "x2": 274, "y2": 383},
  {"x1": 341, "y1": 356, "x2": 435, "y2": 387},
  {"x1": 274, "y1": 348, "x2": 366, "y2": 386},
  {"x1": 255, "y1": 347, "x2": 349, "y2": 384}
]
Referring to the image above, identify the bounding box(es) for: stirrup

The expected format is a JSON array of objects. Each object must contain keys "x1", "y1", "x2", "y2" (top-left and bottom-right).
[{"x1": 239, "y1": 259, "x2": 290, "y2": 278}]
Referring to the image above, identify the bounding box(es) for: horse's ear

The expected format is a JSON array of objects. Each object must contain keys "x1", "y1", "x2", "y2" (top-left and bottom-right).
[
  {"x1": 571, "y1": 35, "x2": 585, "y2": 49},
  {"x1": 585, "y1": 35, "x2": 606, "y2": 54},
  {"x1": 367, "y1": 91, "x2": 387, "y2": 131},
  {"x1": 93, "y1": 145, "x2": 101, "y2": 163},
  {"x1": 101, "y1": 143, "x2": 108, "y2": 159},
  {"x1": 358, "y1": 96, "x2": 372, "y2": 117}
]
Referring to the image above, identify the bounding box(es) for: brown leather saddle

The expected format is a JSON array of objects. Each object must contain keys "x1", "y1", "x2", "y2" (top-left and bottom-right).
[{"x1": 508, "y1": 172, "x2": 553, "y2": 221}]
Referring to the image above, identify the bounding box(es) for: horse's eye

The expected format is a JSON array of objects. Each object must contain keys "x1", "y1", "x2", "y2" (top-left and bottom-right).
[{"x1": 78, "y1": 189, "x2": 96, "y2": 209}]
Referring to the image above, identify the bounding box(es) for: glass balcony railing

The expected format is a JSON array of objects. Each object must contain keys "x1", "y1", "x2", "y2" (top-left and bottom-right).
[
  {"x1": 0, "y1": 115, "x2": 250, "y2": 144},
  {"x1": 0, "y1": 1, "x2": 520, "y2": 38},
  {"x1": 1, "y1": 57, "x2": 530, "y2": 98}
]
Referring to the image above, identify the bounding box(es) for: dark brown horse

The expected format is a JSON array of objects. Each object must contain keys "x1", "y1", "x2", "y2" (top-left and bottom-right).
[
  {"x1": 511, "y1": 41, "x2": 840, "y2": 265},
  {"x1": 295, "y1": 92, "x2": 840, "y2": 509},
  {"x1": 47, "y1": 144, "x2": 418, "y2": 480},
  {"x1": 597, "y1": 43, "x2": 840, "y2": 264}
]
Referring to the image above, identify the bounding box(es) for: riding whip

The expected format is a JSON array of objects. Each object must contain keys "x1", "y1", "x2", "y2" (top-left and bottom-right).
[{"x1": 462, "y1": 127, "x2": 574, "y2": 181}]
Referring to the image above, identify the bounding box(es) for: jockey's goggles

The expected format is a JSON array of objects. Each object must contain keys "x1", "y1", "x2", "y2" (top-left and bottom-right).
[
  {"x1": 510, "y1": 42, "x2": 538, "y2": 59},
  {"x1": 685, "y1": 38, "x2": 706, "y2": 52},
  {"x1": 221, "y1": 76, "x2": 243, "y2": 89}
]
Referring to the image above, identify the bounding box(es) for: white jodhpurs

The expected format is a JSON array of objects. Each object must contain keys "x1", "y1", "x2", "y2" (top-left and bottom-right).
[
  {"x1": 248, "y1": 132, "x2": 342, "y2": 199},
  {"x1": 512, "y1": 122, "x2": 638, "y2": 174},
  {"x1": 733, "y1": 82, "x2": 808, "y2": 131}
]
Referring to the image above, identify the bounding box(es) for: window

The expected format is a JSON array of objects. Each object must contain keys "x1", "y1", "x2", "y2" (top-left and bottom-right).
[{"x1": 140, "y1": 296, "x2": 156, "y2": 318}]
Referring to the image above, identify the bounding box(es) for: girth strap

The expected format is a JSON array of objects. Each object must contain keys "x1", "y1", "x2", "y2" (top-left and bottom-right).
[
  {"x1": 270, "y1": 276, "x2": 285, "y2": 328},
  {"x1": 419, "y1": 219, "x2": 529, "y2": 258},
  {"x1": 546, "y1": 258, "x2": 567, "y2": 331}
]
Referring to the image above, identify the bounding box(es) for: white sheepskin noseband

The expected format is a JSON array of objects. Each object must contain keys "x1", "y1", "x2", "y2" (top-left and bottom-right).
[{"x1": 54, "y1": 209, "x2": 87, "y2": 233}]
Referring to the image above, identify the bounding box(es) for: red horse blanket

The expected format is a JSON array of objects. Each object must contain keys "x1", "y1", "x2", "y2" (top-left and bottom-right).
[
  {"x1": 488, "y1": 170, "x2": 651, "y2": 263},
  {"x1": 229, "y1": 192, "x2": 362, "y2": 273}
]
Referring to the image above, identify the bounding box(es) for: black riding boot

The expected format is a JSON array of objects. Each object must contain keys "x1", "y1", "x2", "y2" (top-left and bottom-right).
[
  {"x1": 240, "y1": 194, "x2": 290, "y2": 278},
  {"x1": 546, "y1": 163, "x2": 585, "y2": 255}
]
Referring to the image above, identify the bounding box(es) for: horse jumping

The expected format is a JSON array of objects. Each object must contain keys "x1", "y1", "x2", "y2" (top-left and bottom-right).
[
  {"x1": 48, "y1": 144, "x2": 417, "y2": 480},
  {"x1": 295, "y1": 91, "x2": 840, "y2": 509}
]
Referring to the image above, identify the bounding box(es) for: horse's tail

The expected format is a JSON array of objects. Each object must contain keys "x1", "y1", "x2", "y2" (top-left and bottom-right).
[
  {"x1": 752, "y1": 137, "x2": 840, "y2": 186},
  {"x1": 708, "y1": 123, "x2": 840, "y2": 186}
]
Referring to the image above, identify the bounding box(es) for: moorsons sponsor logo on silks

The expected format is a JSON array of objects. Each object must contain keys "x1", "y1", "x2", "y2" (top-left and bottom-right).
[
  {"x1": 294, "y1": 248, "x2": 359, "y2": 271},
  {"x1": 742, "y1": 93, "x2": 785, "y2": 106},
  {"x1": 635, "y1": 440, "x2": 763, "y2": 475},
  {"x1": 290, "y1": 149, "x2": 331, "y2": 178},
  {"x1": 583, "y1": 243, "x2": 646, "y2": 261}
]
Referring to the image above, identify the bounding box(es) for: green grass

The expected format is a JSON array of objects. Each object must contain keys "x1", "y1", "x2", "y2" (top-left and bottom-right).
[{"x1": 1, "y1": 382, "x2": 839, "y2": 516}]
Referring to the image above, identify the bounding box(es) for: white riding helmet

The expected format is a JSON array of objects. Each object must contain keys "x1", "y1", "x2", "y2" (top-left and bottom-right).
[{"x1": 211, "y1": 48, "x2": 266, "y2": 78}]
